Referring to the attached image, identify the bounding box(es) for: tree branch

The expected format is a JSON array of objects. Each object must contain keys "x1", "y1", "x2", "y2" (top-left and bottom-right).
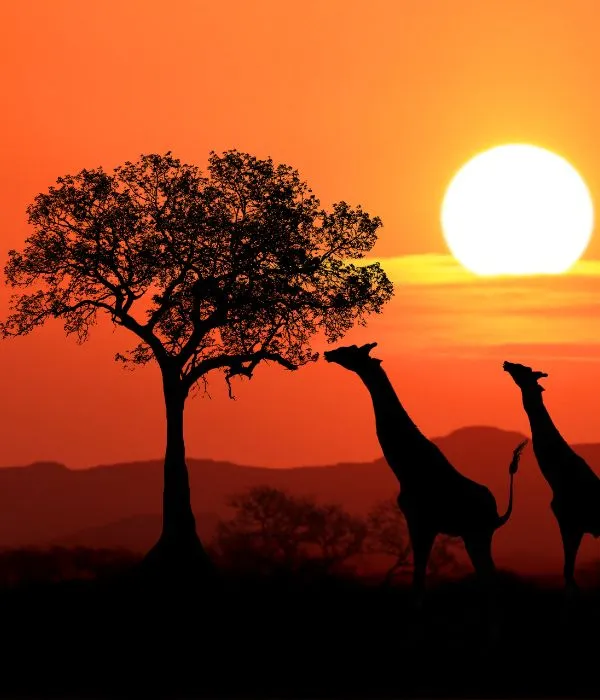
[
  {"x1": 177, "y1": 277, "x2": 229, "y2": 367},
  {"x1": 60, "y1": 299, "x2": 168, "y2": 363},
  {"x1": 146, "y1": 267, "x2": 191, "y2": 330},
  {"x1": 182, "y1": 349, "x2": 297, "y2": 392}
]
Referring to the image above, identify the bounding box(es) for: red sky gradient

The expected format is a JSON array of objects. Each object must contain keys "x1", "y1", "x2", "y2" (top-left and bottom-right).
[{"x1": 3, "y1": 1, "x2": 600, "y2": 471}]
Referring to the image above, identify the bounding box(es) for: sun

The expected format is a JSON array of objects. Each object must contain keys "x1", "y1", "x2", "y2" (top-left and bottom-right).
[{"x1": 440, "y1": 144, "x2": 594, "y2": 275}]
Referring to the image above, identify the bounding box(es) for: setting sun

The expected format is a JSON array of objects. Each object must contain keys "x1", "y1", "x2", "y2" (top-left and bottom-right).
[{"x1": 440, "y1": 144, "x2": 595, "y2": 276}]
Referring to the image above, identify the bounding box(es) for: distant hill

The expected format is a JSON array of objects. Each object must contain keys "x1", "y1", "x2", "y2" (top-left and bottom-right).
[{"x1": 2, "y1": 426, "x2": 600, "y2": 574}]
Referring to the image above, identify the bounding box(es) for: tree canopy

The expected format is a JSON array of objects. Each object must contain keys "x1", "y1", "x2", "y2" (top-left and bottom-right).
[
  {"x1": 211, "y1": 485, "x2": 367, "y2": 576},
  {"x1": 1, "y1": 150, "x2": 393, "y2": 394}
]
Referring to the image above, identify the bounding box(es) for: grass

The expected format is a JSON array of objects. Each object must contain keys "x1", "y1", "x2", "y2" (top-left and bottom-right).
[{"x1": 0, "y1": 549, "x2": 598, "y2": 697}]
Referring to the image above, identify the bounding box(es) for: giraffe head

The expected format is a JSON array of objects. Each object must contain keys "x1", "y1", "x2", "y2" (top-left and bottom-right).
[
  {"x1": 503, "y1": 360, "x2": 548, "y2": 393},
  {"x1": 323, "y1": 342, "x2": 382, "y2": 371}
]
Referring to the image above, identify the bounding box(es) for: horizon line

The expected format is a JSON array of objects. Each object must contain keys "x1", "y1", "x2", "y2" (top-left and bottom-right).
[{"x1": 0, "y1": 424, "x2": 543, "y2": 471}]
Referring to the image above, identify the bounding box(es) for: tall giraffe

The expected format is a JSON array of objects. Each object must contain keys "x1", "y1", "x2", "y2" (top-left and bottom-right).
[
  {"x1": 324, "y1": 342, "x2": 526, "y2": 606},
  {"x1": 503, "y1": 360, "x2": 600, "y2": 593}
]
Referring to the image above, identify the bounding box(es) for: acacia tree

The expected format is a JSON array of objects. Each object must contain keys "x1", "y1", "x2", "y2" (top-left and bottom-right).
[{"x1": 0, "y1": 150, "x2": 393, "y2": 578}]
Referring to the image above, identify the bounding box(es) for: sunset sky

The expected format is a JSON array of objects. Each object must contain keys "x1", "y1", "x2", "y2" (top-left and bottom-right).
[{"x1": 3, "y1": 0, "x2": 600, "y2": 470}]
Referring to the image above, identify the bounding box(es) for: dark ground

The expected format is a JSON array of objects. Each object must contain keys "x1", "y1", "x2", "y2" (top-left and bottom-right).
[{"x1": 0, "y1": 550, "x2": 599, "y2": 698}]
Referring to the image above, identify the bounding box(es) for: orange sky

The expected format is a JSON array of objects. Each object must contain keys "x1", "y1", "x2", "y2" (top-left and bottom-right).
[{"x1": 3, "y1": 1, "x2": 600, "y2": 470}]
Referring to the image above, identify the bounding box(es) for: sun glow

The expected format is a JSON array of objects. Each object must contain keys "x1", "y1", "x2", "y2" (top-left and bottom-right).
[{"x1": 440, "y1": 144, "x2": 595, "y2": 276}]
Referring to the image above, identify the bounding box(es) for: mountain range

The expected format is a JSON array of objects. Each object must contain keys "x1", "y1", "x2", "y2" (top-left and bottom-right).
[{"x1": 2, "y1": 426, "x2": 600, "y2": 575}]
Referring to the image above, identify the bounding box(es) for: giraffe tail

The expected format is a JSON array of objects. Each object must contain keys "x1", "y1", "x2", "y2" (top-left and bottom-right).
[{"x1": 496, "y1": 439, "x2": 528, "y2": 529}]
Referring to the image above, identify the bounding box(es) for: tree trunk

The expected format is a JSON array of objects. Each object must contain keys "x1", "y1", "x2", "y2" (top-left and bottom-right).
[
  {"x1": 139, "y1": 372, "x2": 217, "y2": 587},
  {"x1": 162, "y1": 381, "x2": 195, "y2": 539}
]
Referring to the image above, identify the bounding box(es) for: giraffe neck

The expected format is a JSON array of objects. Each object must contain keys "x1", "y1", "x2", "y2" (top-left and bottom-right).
[
  {"x1": 520, "y1": 388, "x2": 572, "y2": 486},
  {"x1": 355, "y1": 363, "x2": 430, "y2": 484}
]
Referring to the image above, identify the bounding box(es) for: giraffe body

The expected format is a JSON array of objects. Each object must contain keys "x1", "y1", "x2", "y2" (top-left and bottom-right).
[
  {"x1": 504, "y1": 360, "x2": 600, "y2": 590},
  {"x1": 324, "y1": 343, "x2": 526, "y2": 605}
]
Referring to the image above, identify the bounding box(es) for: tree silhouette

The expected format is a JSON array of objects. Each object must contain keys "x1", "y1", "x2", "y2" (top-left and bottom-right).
[
  {"x1": 305, "y1": 503, "x2": 367, "y2": 575},
  {"x1": 0, "y1": 150, "x2": 393, "y2": 580},
  {"x1": 212, "y1": 486, "x2": 315, "y2": 574},
  {"x1": 367, "y1": 499, "x2": 461, "y2": 586},
  {"x1": 211, "y1": 486, "x2": 367, "y2": 578}
]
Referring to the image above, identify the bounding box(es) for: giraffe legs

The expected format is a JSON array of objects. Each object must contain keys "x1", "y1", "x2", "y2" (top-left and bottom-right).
[
  {"x1": 463, "y1": 531, "x2": 499, "y2": 644},
  {"x1": 405, "y1": 516, "x2": 436, "y2": 612},
  {"x1": 556, "y1": 518, "x2": 583, "y2": 603}
]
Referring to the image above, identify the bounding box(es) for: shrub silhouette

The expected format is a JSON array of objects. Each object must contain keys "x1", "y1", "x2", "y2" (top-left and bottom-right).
[
  {"x1": 0, "y1": 150, "x2": 393, "y2": 580},
  {"x1": 0, "y1": 547, "x2": 139, "y2": 588}
]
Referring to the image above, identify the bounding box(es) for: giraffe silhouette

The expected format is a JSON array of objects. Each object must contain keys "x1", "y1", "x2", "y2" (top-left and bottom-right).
[
  {"x1": 503, "y1": 360, "x2": 600, "y2": 594},
  {"x1": 324, "y1": 342, "x2": 527, "y2": 609}
]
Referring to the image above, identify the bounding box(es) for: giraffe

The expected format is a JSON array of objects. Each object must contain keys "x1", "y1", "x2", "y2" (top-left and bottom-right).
[
  {"x1": 324, "y1": 342, "x2": 527, "y2": 608},
  {"x1": 503, "y1": 360, "x2": 600, "y2": 594}
]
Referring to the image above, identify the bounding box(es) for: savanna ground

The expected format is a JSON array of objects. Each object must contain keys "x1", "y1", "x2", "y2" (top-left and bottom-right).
[{"x1": 0, "y1": 547, "x2": 600, "y2": 698}]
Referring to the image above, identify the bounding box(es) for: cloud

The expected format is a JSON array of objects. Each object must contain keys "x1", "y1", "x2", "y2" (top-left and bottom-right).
[
  {"x1": 349, "y1": 254, "x2": 600, "y2": 358},
  {"x1": 354, "y1": 253, "x2": 600, "y2": 286},
  {"x1": 422, "y1": 343, "x2": 600, "y2": 363}
]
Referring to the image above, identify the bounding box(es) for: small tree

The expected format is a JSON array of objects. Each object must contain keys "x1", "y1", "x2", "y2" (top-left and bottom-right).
[
  {"x1": 211, "y1": 486, "x2": 367, "y2": 578},
  {"x1": 367, "y1": 499, "x2": 461, "y2": 585},
  {"x1": 0, "y1": 150, "x2": 393, "y2": 578},
  {"x1": 305, "y1": 503, "x2": 367, "y2": 575},
  {"x1": 212, "y1": 486, "x2": 315, "y2": 573}
]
